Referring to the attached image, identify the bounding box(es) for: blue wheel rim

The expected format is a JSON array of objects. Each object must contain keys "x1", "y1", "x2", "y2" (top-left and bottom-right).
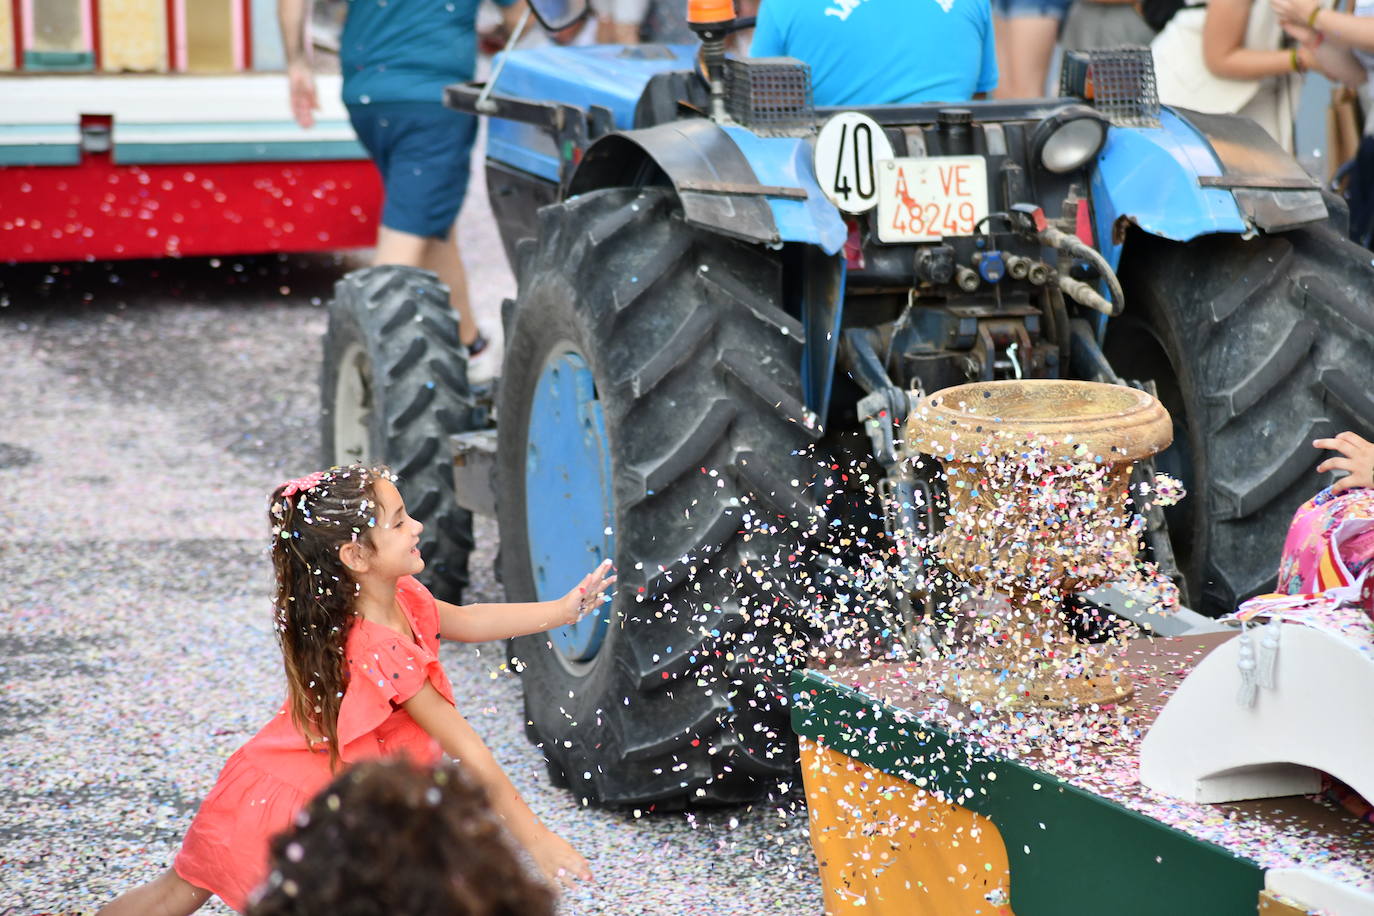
[{"x1": 525, "y1": 348, "x2": 615, "y2": 664}]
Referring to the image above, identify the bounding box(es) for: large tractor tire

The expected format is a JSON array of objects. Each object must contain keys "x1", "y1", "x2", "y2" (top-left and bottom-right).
[
  {"x1": 1113, "y1": 223, "x2": 1374, "y2": 613},
  {"x1": 498, "y1": 187, "x2": 823, "y2": 807},
  {"x1": 321, "y1": 266, "x2": 479, "y2": 603}
]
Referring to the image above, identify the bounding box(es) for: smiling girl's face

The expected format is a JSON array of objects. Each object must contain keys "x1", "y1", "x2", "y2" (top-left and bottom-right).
[{"x1": 358, "y1": 478, "x2": 425, "y2": 579}]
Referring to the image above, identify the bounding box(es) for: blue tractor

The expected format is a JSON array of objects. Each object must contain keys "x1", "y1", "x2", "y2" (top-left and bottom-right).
[{"x1": 321, "y1": 0, "x2": 1374, "y2": 807}]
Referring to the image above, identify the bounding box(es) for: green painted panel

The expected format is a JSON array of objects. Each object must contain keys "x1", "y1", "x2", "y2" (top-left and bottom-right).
[
  {"x1": 792, "y1": 669, "x2": 1265, "y2": 916},
  {"x1": 23, "y1": 50, "x2": 96, "y2": 72},
  {"x1": 113, "y1": 140, "x2": 367, "y2": 165},
  {"x1": 0, "y1": 146, "x2": 82, "y2": 166}
]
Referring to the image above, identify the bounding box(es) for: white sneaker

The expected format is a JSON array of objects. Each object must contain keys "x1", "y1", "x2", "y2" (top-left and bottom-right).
[{"x1": 466, "y1": 333, "x2": 500, "y2": 385}]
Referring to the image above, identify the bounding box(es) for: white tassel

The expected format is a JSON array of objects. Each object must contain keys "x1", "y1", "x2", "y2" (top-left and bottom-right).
[
  {"x1": 1236, "y1": 621, "x2": 1258, "y2": 707},
  {"x1": 1256, "y1": 616, "x2": 1281, "y2": 689}
]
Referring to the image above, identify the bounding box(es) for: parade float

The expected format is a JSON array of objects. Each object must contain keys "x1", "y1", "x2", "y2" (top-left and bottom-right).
[
  {"x1": 0, "y1": 0, "x2": 379, "y2": 262},
  {"x1": 792, "y1": 380, "x2": 1374, "y2": 915}
]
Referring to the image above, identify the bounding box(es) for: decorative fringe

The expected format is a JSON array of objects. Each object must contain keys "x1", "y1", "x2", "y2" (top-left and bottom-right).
[
  {"x1": 1256, "y1": 616, "x2": 1282, "y2": 689},
  {"x1": 1236, "y1": 620, "x2": 1258, "y2": 708}
]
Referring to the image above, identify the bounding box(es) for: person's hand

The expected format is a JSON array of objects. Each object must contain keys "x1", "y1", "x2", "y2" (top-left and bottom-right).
[
  {"x1": 1281, "y1": 20, "x2": 1321, "y2": 45},
  {"x1": 530, "y1": 829, "x2": 593, "y2": 891},
  {"x1": 555, "y1": 559, "x2": 616, "y2": 628},
  {"x1": 1297, "y1": 43, "x2": 1320, "y2": 72},
  {"x1": 287, "y1": 61, "x2": 318, "y2": 129},
  {"x1": 1315, "y1": 431, "x2": 1374, "y2": 493},
  {"x1": 1272, "y1": 0, "x2": 1319, "y2": 24}
]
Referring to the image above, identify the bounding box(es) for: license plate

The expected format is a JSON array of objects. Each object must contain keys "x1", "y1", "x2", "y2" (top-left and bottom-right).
[{"x1": 875, "y1": 156, "x2": 989, "y2": 244}]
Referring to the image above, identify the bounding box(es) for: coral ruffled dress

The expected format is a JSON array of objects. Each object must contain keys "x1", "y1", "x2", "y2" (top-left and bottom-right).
[{"x1": 173, "y1": 576, "x2": 454, "y2": 912}]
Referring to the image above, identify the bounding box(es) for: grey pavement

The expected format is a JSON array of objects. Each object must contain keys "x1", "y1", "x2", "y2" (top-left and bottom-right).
[{"x1": 0, "y1": 130, "x2": 822, "y2": 914}]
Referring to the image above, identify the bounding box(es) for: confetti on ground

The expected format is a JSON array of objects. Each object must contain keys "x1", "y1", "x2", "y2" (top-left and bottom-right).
[{"x1": 0, "y1": 152, "x2": 822, "y2": 915}]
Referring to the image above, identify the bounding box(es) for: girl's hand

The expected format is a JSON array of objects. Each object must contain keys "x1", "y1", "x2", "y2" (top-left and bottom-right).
[
  {"x1": 1272, "y1": 0, "x2": 1318, "y2": 23},
  {"x1": 555, "y1": 559, "x2": 616, "y2": 628},
  {"x1": 286, "y1": 61, "x2": 318, "y2": 129},
  {"x1": 1314, "y1": 431, "x2": 1374, "y2": 492},
  {"x1": 530, "y1": 829, "x2": 593, "y2": 891}
]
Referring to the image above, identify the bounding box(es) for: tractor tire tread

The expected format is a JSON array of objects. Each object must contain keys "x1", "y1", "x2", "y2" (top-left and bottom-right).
[
  {"x1": 503, "y1": 188, "x2": 816, "y2": 806},
  {"x1": 322, "y1": 266, "x2": 478, "y2": 602}
]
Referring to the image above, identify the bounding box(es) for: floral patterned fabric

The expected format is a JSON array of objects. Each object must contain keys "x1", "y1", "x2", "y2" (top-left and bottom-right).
[{"x1": 1276, "y1": 487, "x2": 1374, "y2": 597}]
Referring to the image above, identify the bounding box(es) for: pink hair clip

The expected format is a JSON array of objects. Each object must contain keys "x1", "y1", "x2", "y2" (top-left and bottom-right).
[{"x1": 281, "y1": 470, "x2": 329, "y2": 498}]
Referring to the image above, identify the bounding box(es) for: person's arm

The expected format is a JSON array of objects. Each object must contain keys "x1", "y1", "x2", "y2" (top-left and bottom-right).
[
  {"x1": 1319, "y1": 41, "x2": 1371, "y2": 83},
  {"x1": 403, "y1": 683, "x2": 592, "y2": 888},
  {"x1": 1275, "y1": 0, "x2": 1374, "y2": 49},
  {"x1": 1281, "y1": 20, "x2": 1369, "y2": 82},
  {"x1": 499, "y1": 0, "x2": 528, "y2": 35},
  {"x1": 277, "y1": 0, "x2": 318, "y2": 128},
  {"x1": 1203, "y1": 0, "x2": 1313, "y2": 79},
  {"x1": 436, "y1": 559, "x2": 615, "y2": 642}
]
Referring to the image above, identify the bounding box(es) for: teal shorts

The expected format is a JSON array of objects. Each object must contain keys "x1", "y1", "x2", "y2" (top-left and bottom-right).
[{"x1": 347, "y1": 101, "x2": 478, "y2": 240}]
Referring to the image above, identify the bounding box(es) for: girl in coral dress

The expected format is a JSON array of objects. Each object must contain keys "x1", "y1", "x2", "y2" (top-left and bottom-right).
[{"x1": 99, "y1": 465, "x2": 614, "y2": 914}]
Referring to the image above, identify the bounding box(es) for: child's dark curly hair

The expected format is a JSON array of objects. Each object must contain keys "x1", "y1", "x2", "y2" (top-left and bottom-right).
[{"x1": 247, "y1": 758, "x2": 557, "y2": 916}]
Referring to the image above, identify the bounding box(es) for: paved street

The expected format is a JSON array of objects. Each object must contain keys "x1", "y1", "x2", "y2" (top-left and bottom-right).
[{"x1": 0, "y1": 138, "x2": 822, "y2": 914}]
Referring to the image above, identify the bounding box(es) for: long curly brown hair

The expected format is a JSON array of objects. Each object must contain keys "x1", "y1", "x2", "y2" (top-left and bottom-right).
[
  {"x1": 247, "y1": 758, "x2": 557, "y2": 916},
  {"x1": 269, "y1": 464, "x2": 389, "y2": 770}
]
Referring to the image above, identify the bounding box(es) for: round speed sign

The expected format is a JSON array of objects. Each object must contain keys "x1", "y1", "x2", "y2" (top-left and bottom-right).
[{"x1": 813, "y1": 112, "x2": 894, "y2": 215}]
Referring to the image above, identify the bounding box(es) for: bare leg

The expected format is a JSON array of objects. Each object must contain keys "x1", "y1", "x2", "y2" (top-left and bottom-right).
[
  {"x1": 421, "y1": 229, "x2": 478, "y2": 347},
  {"x1": 98, "y1": 869, "x2": 212, "y2": 916},
  {"x1": 611, "y1": 21, "x2": 640, "y2": 44},
  {"x1": 373, "y1": 225, "x2": 477, "y2": 347},
  {"x1": 994, "y1": 16, "x2": 1061, "y2": 98},
  {"x1": 993, "y1": 16, "x2": 1015, "y2": 99},
  {"x1": 373, "y1": 225, "x2": 427, "y2": 269}
]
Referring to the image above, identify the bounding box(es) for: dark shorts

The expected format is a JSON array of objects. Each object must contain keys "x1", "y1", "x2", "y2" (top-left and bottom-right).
[{"x1": 347, "y1": 101, "x2": 478, "y2": 240}]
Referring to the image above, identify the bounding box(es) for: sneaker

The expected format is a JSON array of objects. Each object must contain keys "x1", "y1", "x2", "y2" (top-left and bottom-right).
[{"x1": 466, "y1": 333, "x2": 500, "y2": 384}]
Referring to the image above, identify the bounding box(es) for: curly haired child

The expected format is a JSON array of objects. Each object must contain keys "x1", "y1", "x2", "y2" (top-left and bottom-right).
[
  {"x1": 247, "y1": 758, "x2": 556, "y2": 915},
  {"x1": 98, "y1": 465, "x2": 614, "y2": 915}
]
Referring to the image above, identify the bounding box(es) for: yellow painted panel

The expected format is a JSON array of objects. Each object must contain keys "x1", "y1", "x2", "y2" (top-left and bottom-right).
[
  {"x1": 185, "y1": 0, "x2": 235, "y2": 72},
  {"x1": 101, "y1": 0, "x2": 168, "y2": 72},
  {"x1": 1259, "y1": 890, "x2": 1319, "y2": 916},
  {"x1": 0, "y1": 2, "x2": 13, "y2": 71},
  {"x1": 32, "y1": 0, "x2": 84, "y2": 53},
  {"x1": 801, "y1": 739, "x2": 1015, "y2": 916}
]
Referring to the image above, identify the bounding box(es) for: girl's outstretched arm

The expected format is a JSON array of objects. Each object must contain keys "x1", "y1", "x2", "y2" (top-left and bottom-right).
[
  {"x1": 403, "y1": 682, "x2": 593, "y2": 889},
  {"x1": 436, "y1": 560, "x2": 616, "y2": 642}
]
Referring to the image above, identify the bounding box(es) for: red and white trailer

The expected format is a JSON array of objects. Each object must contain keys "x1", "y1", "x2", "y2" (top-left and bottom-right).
[{"x1": 1, "y1": 0, "x2": 380, "y2": 262}]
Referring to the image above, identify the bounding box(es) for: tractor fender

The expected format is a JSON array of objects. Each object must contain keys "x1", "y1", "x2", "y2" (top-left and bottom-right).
[
  {"x1": 567, "y1": 119, "x2": 847, "y2": 256},
  {"x1": 1089, "y1": 107, "x2": 1249, "y2": 270}
]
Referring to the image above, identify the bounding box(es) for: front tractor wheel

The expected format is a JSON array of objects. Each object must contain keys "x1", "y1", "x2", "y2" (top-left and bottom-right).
[
  {"x1": 499, "y1": 187, "x2": 824, "y2": 807},
  {"x1": 321, "y1": 266, "x2": 478, "y2": 602},
  {"x1": 1115, "y1": 224, "x2": 1374, "y2": 612}
]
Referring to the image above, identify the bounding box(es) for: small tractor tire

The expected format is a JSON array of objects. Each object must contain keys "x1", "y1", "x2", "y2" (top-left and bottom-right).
[
  {"x1": 321, "y1": 266, "x2": 479, "y2": 603},
  {"x1": 499, "y1": 187, "x2": 822, "y2": 807},
  {"x1": 1114, "y1": 224, "x2": 1374, "y2": 612}
]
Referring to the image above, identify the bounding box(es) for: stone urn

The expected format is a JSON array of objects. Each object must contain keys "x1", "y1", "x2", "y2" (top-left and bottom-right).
[{"x1": 905, "y1": 379, "x2": 1173, "y2": 708}]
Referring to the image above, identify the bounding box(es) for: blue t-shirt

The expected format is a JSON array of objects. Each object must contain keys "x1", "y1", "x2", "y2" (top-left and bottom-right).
[
  {"x1": 750, "y1": 0, "x2": 998, "y2": 107},
  {"x1": 340, "y1": 0, "x2": 516, "y2": 105}
]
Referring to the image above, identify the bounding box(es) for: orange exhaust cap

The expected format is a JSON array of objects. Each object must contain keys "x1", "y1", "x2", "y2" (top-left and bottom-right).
[{"x1": 687, "y1": 0, "x2": 735, "y2": 24}]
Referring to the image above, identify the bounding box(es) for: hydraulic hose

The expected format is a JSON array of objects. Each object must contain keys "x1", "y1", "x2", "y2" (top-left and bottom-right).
[{"x1": 1037, "y1": 225, "x2": 1125, "y2": 317}]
